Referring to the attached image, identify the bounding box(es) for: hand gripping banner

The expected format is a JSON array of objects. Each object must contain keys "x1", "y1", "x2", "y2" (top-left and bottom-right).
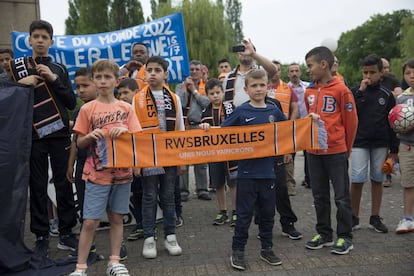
[{"x1": 98, "y1": 117, "x2": 327, "y2": 168}]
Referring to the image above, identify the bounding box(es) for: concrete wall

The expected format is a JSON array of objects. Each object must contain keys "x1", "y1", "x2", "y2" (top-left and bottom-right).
[{"x1": 0, "y1": 0, "x2": 40, "y2": 50}]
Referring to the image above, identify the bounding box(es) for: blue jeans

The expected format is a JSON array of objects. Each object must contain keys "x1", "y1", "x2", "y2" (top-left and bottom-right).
[
  {"x1": 142, "y1": 166, "x2": 177, "y2": 239},
  {"x1": 232, "y1": 178, "x2": 275, "y2": 251},
  {"x1": 307, "y1": 153, "x2": 352, "y2": 240}
]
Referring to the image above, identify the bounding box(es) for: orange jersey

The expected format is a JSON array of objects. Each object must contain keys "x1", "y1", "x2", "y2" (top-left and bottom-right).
[
  {"x1": 267, "y1": 80, "x2": 292, "y2": 118},
  {"x1": 124, "y1": 65, "x2": 147, "y2": 90},
  {"x1": 305, "y1": 78, "x2": 358, "y2": 156}
]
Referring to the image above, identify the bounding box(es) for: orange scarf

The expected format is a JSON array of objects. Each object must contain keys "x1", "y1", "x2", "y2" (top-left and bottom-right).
[{"x1": 99, "y1": 117, "x2": 327, "y2": 168}]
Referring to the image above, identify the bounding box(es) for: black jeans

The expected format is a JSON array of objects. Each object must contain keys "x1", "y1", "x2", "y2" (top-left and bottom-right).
[
  {"x1": 30, "y1": 138, "x2": 77, "y2": 237},
  {"x1": 130, "y1": 175, "x2": 143, "y2": 228},
  {"x1": 307, "y1": 153, "x2": 352, "y2": 240},
  {"x1": 274, "y1": 156, "x2": 298, "y2": 227}
]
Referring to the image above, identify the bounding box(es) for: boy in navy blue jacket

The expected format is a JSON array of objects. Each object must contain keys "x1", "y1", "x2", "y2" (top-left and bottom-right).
[{"x1": 210, "y1": 69, "x2": 286, "y2": 270}]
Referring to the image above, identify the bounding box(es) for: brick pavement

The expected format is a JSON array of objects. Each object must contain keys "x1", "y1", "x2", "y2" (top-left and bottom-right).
[{"x1": 27, "y1": 153, "x2": 414, "y2": 275}]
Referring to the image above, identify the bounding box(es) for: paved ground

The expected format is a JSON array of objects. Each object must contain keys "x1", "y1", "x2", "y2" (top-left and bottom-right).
[{"x1": 26, "y1": 153, "x2": 414, "y2": 275}]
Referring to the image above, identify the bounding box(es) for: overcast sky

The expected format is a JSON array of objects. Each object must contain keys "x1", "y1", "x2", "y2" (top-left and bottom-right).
[{"x1": 39, "y1": 0, "x2": 413, "y2": 63}]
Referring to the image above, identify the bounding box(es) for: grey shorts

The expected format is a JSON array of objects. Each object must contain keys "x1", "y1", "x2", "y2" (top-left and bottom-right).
[
  {"x1": 399, "y1": 144, "x2": 414, "y2": 188},
  {"x1": 83, "y1": 181, "x2": 131, "y2": 219}
]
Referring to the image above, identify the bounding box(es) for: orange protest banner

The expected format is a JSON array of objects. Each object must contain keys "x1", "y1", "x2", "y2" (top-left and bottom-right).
[{"x1": 101, "y1": 117, "x2": 326, "y2": 168}]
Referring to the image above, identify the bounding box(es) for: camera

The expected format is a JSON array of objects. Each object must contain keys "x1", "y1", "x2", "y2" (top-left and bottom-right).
[{"x1": 232, "y1": 44, "x2": 245, "y2": 53}]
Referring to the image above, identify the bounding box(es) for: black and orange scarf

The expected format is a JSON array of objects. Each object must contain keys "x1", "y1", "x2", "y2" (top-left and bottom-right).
[{"x1": 10, "y1": 56, "x2": 64, "y2": 138}]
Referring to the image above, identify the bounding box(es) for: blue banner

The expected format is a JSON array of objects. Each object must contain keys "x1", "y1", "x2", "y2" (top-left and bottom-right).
[{"x1": 12, "y1": 13, "x2": 189, "y2": 87}]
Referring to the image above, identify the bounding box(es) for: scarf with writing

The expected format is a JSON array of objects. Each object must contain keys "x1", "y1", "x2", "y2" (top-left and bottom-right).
[
  {"x1": 10, "y1": 56, "x2": 64, "y2": 138},
  {"x1": 134, "y1": 84, "x2": 178, "y2": 132},
  {"x1": 134, "y1": 84, "x2": 178, "y2": 175}
]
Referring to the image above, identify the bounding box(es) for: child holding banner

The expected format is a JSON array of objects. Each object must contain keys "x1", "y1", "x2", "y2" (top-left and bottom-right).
[
  {"x1": 132, "y1": 56, "x2": 185, "y2": 259},
  {"x1": 70, "y1": 59, "x2": 141, "y2": 276},
  {"x1": 201, "y1": 69, "x2": 286, "y2": 271},
  {"x1": 200, "y1": 78, "x2": 237, "y2": 226},
  {"x1": 304, "y1": 46, "x2": 358, "y2": 255}
]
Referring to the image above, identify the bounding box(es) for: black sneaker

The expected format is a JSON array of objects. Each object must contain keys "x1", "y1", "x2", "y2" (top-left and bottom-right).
[
  {"x1": 230, "y1": 250, "x2": 246, "y2": 271},
  {"x1": 213, "y1": 212, "x2": 229, "y2": 225},
  {"x1": 57, "y1": 233, "x2": 78, "y2": 252},
  {"x1": 198, "y1": 193, "x2": 211, "y2": 200},
  {"x1": 305, "y1": 234, "x2": 334, "y2": 250},
  {"x1": 230, "y1": 211, "x2": 237, "y2": 227},
  {"x1": 281, "y1": 223, "x2": 303, "y2": 240},
  {"x1": 369, "y1": 215, "x2": 388, "y2": 233},
  {"x1": 120, "y1": 238, "x2": 127, "y2": 261},
  {"x1": 260, "y1": 249, "x2": 282, "y2": 266},
  {"x1": 34, "y1": 236, "x2": 49, "y2": 257},
  {"x1": 352, "y1": 215, "x2": 361, "y2": 231},
  {"x1": 127, "y1": 227, "x2": 144, "y2": 241},
  {"x1": 331, "y1": 238, "x2": 353, "y2": 255}
]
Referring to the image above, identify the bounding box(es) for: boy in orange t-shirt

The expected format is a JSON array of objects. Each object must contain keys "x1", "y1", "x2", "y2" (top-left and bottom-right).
[{"x1": 70, "y1": 59, "x2": 141, "y2": 276}]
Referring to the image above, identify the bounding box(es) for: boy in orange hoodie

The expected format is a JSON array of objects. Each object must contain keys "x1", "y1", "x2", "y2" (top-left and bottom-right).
[{"x1": 304, "y1": 46, "x2": 358, "y2": 255}]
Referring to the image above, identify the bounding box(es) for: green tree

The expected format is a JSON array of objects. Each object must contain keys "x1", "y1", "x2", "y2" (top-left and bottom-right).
[
  {"x1": 65, "y1": 0, "x2": 80, "y2": 35},
  {"x1": 155, "y1": 0, "x2": 238, "y2": 78},
  {"x1": 225, "y1": 0, "x2": 243, "y2": 44},
  {"x1": 65, "y1": 0, "x2": 110, "y2": 34},
  {"x1": 336, "y1": 10, "x2": 413, "y2": 86},
  {"x1": 78, "y1": 0, "x2": 110, "y2": 34},
  {"x1": 391, "y1": 15, "x2": 414, "y2": 78},
  {"x1": 109, "y1": 0, "x2": 145, "y2": 30}
]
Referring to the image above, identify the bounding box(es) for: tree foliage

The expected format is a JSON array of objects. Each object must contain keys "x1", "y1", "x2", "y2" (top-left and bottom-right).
[
  {"x1": 65, "y1": 0, "x2": 144, "y2": 35},
  {"x1": 224, "y1": 0, "x2": 243, "y2": 44},
  {"x1": 336, "y1": 10, "x2": 413, "y2": 86},
  {"x1": 153, "y1": 0, "x2": 241, "y2": 78},
  {"x1": 109, "y1": 0, "x2": 145, "y2": 30}
]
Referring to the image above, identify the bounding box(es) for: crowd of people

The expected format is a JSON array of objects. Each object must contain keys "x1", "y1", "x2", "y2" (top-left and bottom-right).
[{"x1": 1, "y1": 19, "x2": 414, "y2": 275}]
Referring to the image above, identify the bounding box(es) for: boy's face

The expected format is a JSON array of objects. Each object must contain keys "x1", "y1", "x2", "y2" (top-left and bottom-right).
[
  {"x1": 118, "y1": 87, "x2": 137, "y2": 104},
  {"x1": 404, "y1": 66, "x2": 414, "y2": 89},
  {"x1": 206, "y1": 86, "x2": 224, "y2": 107},
  {"x1": 145, "y1": 62, "x2": 167, "y2": 89},
  {"x1": 75, "y1": 75, "x2": 96, "y2": 103},
  {"x1": 0, "y1": 53, "x2": 12, "y2": 72},
  {"x1": 29, "y1": 29, "x2": 53, "y2": 56},
  {"x1": 362, "y1": 65, "x2": 382, "y2": 86},
  {"x1": 244, "y1": 77, "x2": 268, "y2": 104},
  {"x1": 218, "y1": 62, "x2": 231, "y2": 73},
  {"x1": 92, "y1": 69, "x2": 119, "y2": 96},
  {"x1": 306, "y1": 56, "x2": 328, "y2": 82}
]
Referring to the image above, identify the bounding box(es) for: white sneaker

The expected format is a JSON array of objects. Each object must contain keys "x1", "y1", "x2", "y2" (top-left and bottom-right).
[
  {"x1": 396, "y1": 219, "x2": 414, "y2": 234},
  {"x1": 164, "y1": 234, "x2": 182, "y2": 256},
  {"x1": 142, "y1": 237, "x2": 157, "y2": 259}
]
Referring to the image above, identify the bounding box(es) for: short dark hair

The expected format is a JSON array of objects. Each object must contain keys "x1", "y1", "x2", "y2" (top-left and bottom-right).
[
  {"x1": 29, "y1": 20, "x2": 54, "y2": 38},
  {"x1": 403, "y1": 58, "x2": 414, "y2": 74},
  {"x1": 0, "y1": 48, "x2": 13, "y2": 57},
  {"x1": 74, "y1": 67, "x2": 92, "y2": 78},
  {"x1": 245, "y1": 69, "x2": 267, "y2": 86},
  {"x1": 118, "y1": 78, "x2": 139, "y2": 91},
  {"x1": 146, "y1": 56, "x2": 168, "y2": 72},
  {"x1": 362, "y1": 54, "x2": 383, "y2": 71},
  {"x1": 305, "y1": 46, "x2": 334, "y2": 68},
  {"x1": 218, "y1": 58, "x2": 230, "y2": 65},
  {"x1": 205, "y1": 78, "x2": 223, "y2": 92}
]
